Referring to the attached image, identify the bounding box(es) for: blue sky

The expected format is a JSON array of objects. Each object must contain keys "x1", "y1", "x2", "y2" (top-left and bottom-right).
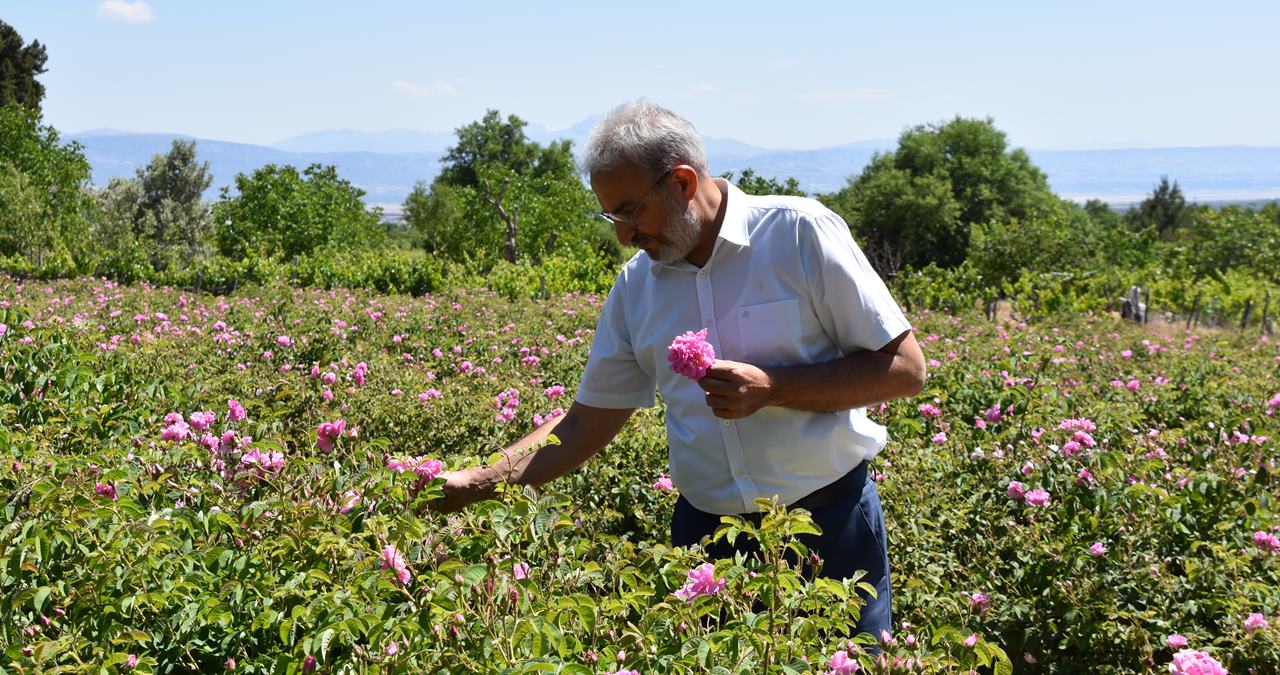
[{"x1": 6, "y1": 1, "x2": 1280, "y2": 150}]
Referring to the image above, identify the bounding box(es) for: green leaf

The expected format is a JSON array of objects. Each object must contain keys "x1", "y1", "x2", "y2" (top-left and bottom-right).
[
  {"x1": 33, "y1": 587, "x2": 50, "y2": 614},
  {"x1": 317, "y1": 627, "x2": 335, "y2": 661},
  {"x1": 279, "y1": 619, "x2": 292, "y2": 646},
  {"x1": 460, "y1": 564, "x2": 487, "y2": 588}
]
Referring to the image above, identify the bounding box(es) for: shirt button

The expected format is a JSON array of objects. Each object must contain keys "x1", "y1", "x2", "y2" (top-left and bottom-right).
[
  {"x1": 698, "y1": 269, "x2": 708, "y2": 278},
  {"x1": 723, "y1": 419, "x2": 731, "y2": 427},
  {"x1": 734, "y1": 467, "x2": 745, "y2": 476}
]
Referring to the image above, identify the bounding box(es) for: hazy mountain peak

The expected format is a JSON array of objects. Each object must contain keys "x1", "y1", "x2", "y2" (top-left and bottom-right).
[{"x1": 68, "y1": 127, "x2": 1280, "y2": 208}]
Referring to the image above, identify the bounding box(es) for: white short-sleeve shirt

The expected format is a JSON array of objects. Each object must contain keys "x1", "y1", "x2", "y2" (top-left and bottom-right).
[{"x1": 576, "y1": 180, "x2": 912, "y2": 514}]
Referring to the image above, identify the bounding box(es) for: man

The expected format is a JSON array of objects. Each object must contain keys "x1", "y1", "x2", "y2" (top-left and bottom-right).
[{"x1": 437, "y1": 100, "x2": 925, "y2": 638}]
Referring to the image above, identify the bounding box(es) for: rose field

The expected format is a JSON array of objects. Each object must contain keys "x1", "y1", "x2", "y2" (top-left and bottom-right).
[{"x1": 2, "y1": 275, "x2": 1279, "y2": 674}]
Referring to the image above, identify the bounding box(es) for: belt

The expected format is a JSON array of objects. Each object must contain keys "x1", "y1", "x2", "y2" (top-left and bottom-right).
[
  {"x1": 731, "y1": 460, "x2": 868, "y2": 520},
  {"x1": 787, "y1": 460, "x2": 869, "y2": 513}
]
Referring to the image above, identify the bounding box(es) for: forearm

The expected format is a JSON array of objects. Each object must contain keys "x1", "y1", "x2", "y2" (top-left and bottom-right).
[
  {"x1": 766, "y1": 344, "x2": 925, "y2": 413},
  {"x1": 468, "y1": 403, "x2": 631, "y2": 497}
]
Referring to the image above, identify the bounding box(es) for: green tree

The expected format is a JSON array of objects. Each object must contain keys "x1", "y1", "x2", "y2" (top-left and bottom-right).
[
  {"x1": 91, "y1": 177, "x2": 151, "y2": 274},
  {"x1": 968, "y1": 204, "x2": 1109, "y2": 285},
  {"x1": 1128, "y1": 175, "x2": 1191, "y2": 237},
  {"x1": 721, "y1": 167, "x2": 806, "y2": 196},
  {"x1": 1173, "y1": 205, "x2": 1280, "y2": 283},
  {"x1": 403, "y1": 180, "x2": 463, "y2": 256},
  {"x1": 213, "y1": 163, "x2": 384, "y2": 259},
  {"x1": 0, "y1": 105, "x2": 92, "y2": 264},
  {"x1": 405, "y1": 109, "x2": 611, "y2": 269},
  {"x1": 1083, "y1": 198, "x2": 1122, "y2": 230},
  {"x1": 0, "y1": 163, "x2": 48, "y2": 258},
  {"x1": 94, "y1": 140, "x2": 214, "y2": 269},
  {"x1": 822, "y1": 116, "x2": 1058, "y2": 274},
  {"x1": 137, "y1": 139, "x2": 213, "y2": 255},
  {"x1": 0, "y1": 20, "x2": 47, "y2": 110},
  {"x1": 435, "y1": 110, "x2": 576, "y2": 189}
]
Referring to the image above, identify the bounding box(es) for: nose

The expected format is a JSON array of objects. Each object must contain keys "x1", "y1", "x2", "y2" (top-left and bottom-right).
[{"x1": 614, "y1": 220, "x2": 635, "y2": 245}]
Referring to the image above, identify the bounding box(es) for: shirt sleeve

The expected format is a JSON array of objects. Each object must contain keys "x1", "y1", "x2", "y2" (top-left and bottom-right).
[
  {"x1": 800, "y1": 209, "x2": 912, "y2": 354},
  {"x1": 575, "y1": 269, "x2": 657, "y2": 409}
]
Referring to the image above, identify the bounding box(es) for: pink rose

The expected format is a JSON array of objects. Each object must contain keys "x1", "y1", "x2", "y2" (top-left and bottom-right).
[
  {"x1": 673, "y1": 562, "x2": 725, "y2": 603},
  {"x1": 826, "y1": 650, "x2": 861, "y2": 674},
  {"x1": 380, "y1": 544, "x2": 411, "y2": 585},
  {"x1": 1245, "y1": 612, "x2": 1269, "y2": 634},
  {"x1": 1168, "y1": 649, "x2": 1227, "y2": 675},
  {"x1": 667, "y1": 329, "x2": 716, "y2": 381}
]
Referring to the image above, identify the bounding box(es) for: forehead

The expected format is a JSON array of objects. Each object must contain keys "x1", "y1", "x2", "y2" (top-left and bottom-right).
[{"x1": 589, "y1": 161, "x2": 661, "y2": 209}]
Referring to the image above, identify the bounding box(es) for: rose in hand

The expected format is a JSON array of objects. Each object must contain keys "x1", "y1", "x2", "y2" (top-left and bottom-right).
[{"x1": 667, "y1": 329, "x2": 716, "y2": 380}]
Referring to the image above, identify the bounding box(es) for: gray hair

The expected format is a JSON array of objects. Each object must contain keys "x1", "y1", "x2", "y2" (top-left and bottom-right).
[{"x1": 580, "y1": 99, "x2": 709, "y2": 177}]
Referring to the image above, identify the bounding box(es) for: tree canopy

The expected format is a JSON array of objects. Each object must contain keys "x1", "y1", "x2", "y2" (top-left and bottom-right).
[
  {"x1": 213, "y1": 163, "x2": 384, "y2": 260},
  {"x1": 434, "y1": 110, "x2": 577, "y2": 190},
  {"x1": 404, "y1": 109, "x2": 613, "y2": 269},
  {"x1": 0, "y1": 105, "x2": 92, "y2": 263},
  {"x1": 0, "y1": 20, "x2": 48, "y2": 110},
  {"x1": 722, "y1": 168, "x2": 806, "y2": 197},
  {"x1": 1130, "y1": 175, "x2": 1192, "y2": 236},
  {"x1": 94, "y1": 140, "x2": 214, "y2": 269},
  {"x1": 822, "y1": 116, "x2": 1060, "y2": 274}
]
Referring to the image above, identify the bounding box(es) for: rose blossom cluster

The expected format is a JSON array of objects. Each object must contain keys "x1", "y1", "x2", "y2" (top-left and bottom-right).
[
  {"x1": 673, "y1": 562, "x2": 725, "y2": 603},
  {"x1": 667, "y1": 329, "x2": 716, "y2": 381},
  {"x1": 352, "y1": 361, "x2": 369, "y2": 386},
  {"x1": 386, "y1": 455, "x2": 444, "y2": 481},
  {"x1": 94, "y1": 482, "x2": 118, "y2": 500},
  {"x1": 1007, "y1": 481, "x2": 1051, "y2": 507},
  {"x1": 531, "y1": 407, "x2": 564, "y2": 427},
  {"x1": 493, "y1": 388, "x2": 521, "y2": 423},
  {"x1": 160, "y1": 413, "x2": 192, "y2": 442},
  {"x1": 316, "y1": 419, "x2": 352, "y2": 451},
  {"x1": 239, "y1": 448, "x2": 284, "y2": 474},
  {"x1": 380, "y1": 544, "x2": 411, "y2": 585},
  {"x1": 1058, "y1": 417, "x2": 1098, "y2": 457},
  {"x1": 1253, "y1": 530, "x2": 1280, "y2": 554}
]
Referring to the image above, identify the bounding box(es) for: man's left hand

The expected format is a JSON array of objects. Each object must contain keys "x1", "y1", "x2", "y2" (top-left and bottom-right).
[{"x1": 697, "y1": 360, "x2": 774, "y2": 419}]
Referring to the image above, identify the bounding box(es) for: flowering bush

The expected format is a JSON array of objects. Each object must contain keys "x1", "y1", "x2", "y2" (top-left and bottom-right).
[{"x1": 1, "y1": 275, "x2": 1277, "y2": 672}]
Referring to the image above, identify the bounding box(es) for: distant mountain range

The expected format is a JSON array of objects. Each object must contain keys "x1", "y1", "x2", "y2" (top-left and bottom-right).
[{"x1": 70, "y1": 124, "x2": 1280, "y2": 209}]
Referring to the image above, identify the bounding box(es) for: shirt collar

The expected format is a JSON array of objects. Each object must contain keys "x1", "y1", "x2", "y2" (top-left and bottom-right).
[{"x1": 648, "y1": 179, "x2": 751, "y2": 276}]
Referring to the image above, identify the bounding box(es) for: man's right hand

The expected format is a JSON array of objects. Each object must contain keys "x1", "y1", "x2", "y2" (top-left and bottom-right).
[{"x1": 435, "y1": 465, "x2": 499, "y2": 514}]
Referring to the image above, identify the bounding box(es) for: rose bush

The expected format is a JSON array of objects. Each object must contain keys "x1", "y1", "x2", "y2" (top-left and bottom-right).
[{"x1": 1, "y1": 274, "x2": 1277, "y2": 673}]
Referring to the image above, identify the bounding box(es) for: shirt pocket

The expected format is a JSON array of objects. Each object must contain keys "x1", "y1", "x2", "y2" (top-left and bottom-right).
[{"x1": 736, "y1": 298, "x2": 803, "y2": 367}]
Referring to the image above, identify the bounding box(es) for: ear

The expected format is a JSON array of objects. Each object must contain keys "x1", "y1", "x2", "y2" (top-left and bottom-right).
[{"x1": 670, "y1": 164, "x2": 700, "y2": 201}]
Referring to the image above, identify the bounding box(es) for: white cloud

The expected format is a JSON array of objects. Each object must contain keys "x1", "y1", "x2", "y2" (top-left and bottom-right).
[
  {"x1": 797, "y1": 88, "x2": 891, "y2": 103},
  {"x1": 769, "y1": 58, "x2": 800, "y2": 67},
  {"x1": 390, "y1": 80, "x2": 459, "y2": 98},
  {"x1": 98, "y1": 0, "x2": 155, "y2": 23},
  {"x1": 687, "y1": 82, "x2": 720, "y2": 94}
]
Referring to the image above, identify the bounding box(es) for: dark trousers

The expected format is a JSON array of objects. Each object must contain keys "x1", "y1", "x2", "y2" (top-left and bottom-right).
[{"x1": 670, "y1": 469, "x2": 893, "y2": 640}]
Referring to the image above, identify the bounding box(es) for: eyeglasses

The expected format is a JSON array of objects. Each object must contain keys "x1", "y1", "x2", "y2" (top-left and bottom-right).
[{"x1": 595, "y1": 169, "x2": 674, "y2": 224}]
